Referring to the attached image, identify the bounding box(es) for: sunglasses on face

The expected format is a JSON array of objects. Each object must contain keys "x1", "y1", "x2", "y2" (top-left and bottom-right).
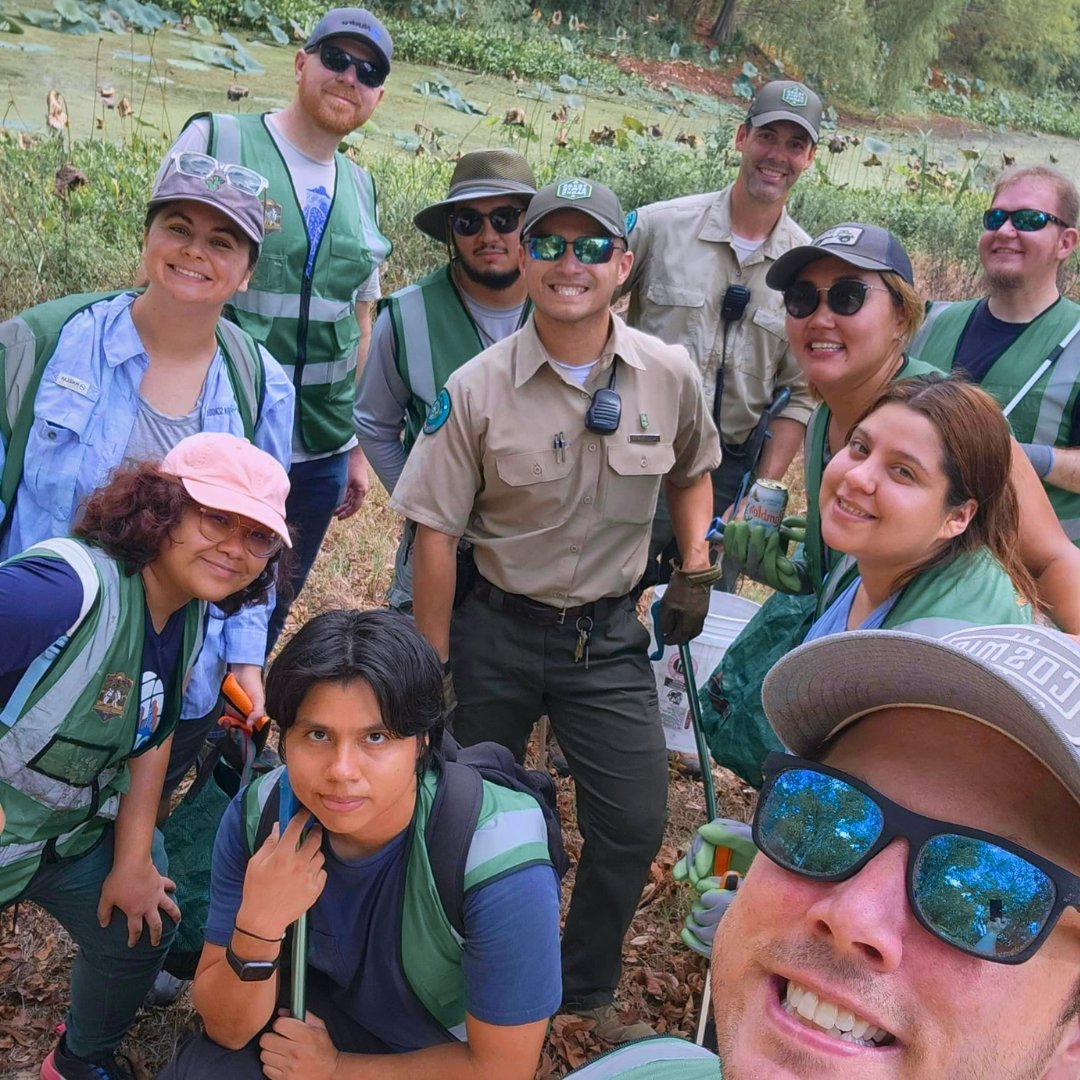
[
  {"x1": 526, "y1": 234, "x2": 623, "y2": 265},
  {"x1": 315, "y1": 43, "x2": 385, "y2": 88},
  {"x1": 983, "y1": 207, "x2": 1072, "y2": 232},
  {"x1": 173, "y1": 152, "x2": 268, "y2": 198},
  {"x1": 448, "y1": 206, "x2": 525, "y2": 237},
  {"x1": 783, "y1": 279, "x2": 895, "y2": 320},
  {"x1": 197, "y1": 506, "x2": 283, "y2": 559},
  {"x1": 755, "y1": 753, "x2": 1080, "y2": 964}
]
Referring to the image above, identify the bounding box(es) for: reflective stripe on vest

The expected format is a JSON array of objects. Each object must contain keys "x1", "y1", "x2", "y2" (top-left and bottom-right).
[
  {"x1": 0, "y1": 315, "x2": 36, "y2": 438},
  {"x1": 230, "y1": 291, "x2": 355, "y2": 326},
  {"x1": 566, "y1": 1037, "x2": 718, "y2": 1078},
  {"x1": 907, "y1": 300, "x2": 955, "y2": 362},
  {"x1": 394, "y1": 284, "x2": 438, "y2": 407}
]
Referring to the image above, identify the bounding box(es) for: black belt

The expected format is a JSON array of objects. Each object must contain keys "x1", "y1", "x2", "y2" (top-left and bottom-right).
[{"x1": 473, "y1": 576, "x2": 631, "y2": 626}]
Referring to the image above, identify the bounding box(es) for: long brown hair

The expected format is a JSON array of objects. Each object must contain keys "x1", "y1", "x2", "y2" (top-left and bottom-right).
[{"x1": 851, "y1": 373, "x2": 1040, "y2": 608}]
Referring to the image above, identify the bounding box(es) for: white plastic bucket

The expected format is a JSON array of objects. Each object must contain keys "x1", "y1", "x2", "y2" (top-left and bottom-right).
[{"x1": 648, "y1": 587, "x2": 760, "y2": 755}]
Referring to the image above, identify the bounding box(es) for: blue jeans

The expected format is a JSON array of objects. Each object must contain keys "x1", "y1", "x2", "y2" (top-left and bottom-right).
[
  {"x1": 266, "y1": 452, "x2": 349, "y2": 653},
  {"x1": 19, "y1": 827, "x2": 176, "y2": 1061}
]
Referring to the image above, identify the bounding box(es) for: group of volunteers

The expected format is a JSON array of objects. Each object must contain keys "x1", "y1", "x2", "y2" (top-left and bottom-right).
[{"x1": 3, "y1": 3, "x2": 1080, "y2": 1078}]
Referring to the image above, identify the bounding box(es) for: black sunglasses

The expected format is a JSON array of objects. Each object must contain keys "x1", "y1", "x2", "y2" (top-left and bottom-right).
[
  {"x1": 755, "y1": 753, "x2": 1080, "y2": 964},
  {"x1": 448, "y1": 206, "x2": 525, "y2": 237},
  {"x1": 983, "y1": 207, "x2": 1073, "y2": 232},
  {"x1": 315, "y1": 43, "x2": 385, "y2": 88},
  {"x1": 526, "y1": 234, "x2": 623, "y2": 265},
  {"x1": 783, "y1": 279, "x2": 895, "y2": 320}
]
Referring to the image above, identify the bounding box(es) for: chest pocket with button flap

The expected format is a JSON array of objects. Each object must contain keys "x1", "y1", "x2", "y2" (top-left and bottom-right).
[
  {"x1": 493, "y1": 446, "x2": 576, "y2": 525},
  {"x1": 603, "y1": 441, "x2": 675, "y2": 523},
  {"x1": 735, "y1": 306, "x2": 787, "y2": 380}
]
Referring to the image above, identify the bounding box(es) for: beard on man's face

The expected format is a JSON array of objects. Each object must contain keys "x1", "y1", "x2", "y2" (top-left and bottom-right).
[{"x1": 456, "y1": 256, "x2": 521, "y2": 291}]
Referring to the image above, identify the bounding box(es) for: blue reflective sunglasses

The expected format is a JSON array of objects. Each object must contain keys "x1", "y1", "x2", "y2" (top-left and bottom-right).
[
  {"x1": 755, "y1": 753, "x2": 1080, "y2": 964},
  {"x1": 525, "y1": 234, "x2": 623, "y2": 265}
]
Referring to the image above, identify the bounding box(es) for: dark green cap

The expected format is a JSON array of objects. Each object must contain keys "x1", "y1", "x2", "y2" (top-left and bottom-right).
[
  {"x1": 747, "y1": 79, "x2": 823, "y2": 142},
  {"x1": 521, "y1": 178, "x2": 626, "y2": 239}
]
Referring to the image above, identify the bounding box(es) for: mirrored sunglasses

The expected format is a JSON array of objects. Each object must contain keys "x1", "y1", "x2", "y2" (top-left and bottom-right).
[
  {"x1": 448, "y1": 206, "x2": 525, "y2": 236},
  {"x1": 983, "y1": 207, "x2": 1072, "y2": 232},
  {"x1": 526, "y1": 234, "x2": 622, "y2": 265},
  {"x1": 197, "y1": 506, "x2": 283, "y2": 559},
  {"x1": 316, "y1": 43, "x2": 385, "y2": 88},
  {"x1": 173, "y1": 152, "x2": 268, "y2": 198},
  {"x1": 783, "y1": 279, "x2": 894, "y2": 319},
  {"x1": 755, "y1": 753, "x2": 1080, "y2": 964}
]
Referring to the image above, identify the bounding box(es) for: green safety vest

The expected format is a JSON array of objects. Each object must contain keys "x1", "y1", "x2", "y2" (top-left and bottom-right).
[
  {"x1": 0, "y1": 289, "x2": 265, "y2": 539},
  {"x1": 802, "y1": 355, "x2": 939, "y2": 595},
  {"x1": 816, "y1": 547, "x2": 1034, "y2": 633},
  {"x1": 199, "y1": 112, "x2": 393, "y2": 454},
  {"x1": 382, "y1": 266, "x2": 531, "y2": 451},
  {"x1": 0, "y1": 538, "x2": 205, "y2": 906},
  {"x1": 910, "y1": 297, "x2": 1080, "y2": 542},
  {"x1": 564, "y1": 1036, "x2": 720, "y2": 1078},
  {"x1": 241, "y1": 765, "x2": 551, "y2": 1037}
]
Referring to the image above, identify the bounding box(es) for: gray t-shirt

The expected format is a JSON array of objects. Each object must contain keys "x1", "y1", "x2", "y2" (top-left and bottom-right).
[
  {"x1": 123, "y1": 392, "x2": 203, "y2": 467},
  {"x1": 355, "y1": 285, "x2": 528, "y2": 492}
]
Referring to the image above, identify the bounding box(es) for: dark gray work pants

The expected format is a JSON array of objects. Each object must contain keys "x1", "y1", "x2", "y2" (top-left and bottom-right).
[{"x1": 449, "y1": 590, "x2": 668, "y2": 1010}]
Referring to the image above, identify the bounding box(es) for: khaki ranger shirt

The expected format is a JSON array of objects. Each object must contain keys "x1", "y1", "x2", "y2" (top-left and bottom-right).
[
  {"x1": 390, "y1": 313, "x2": 721, "y2": 608},
  {"x1": 623, "y1": 184, "x2": 814, "y2": 445}
]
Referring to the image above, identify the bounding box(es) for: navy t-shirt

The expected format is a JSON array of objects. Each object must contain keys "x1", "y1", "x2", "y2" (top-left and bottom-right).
[
  {"x1": 952, "y1": 298, "x2": 1028, "y2": 385},
  {"x1": 205, "y1": 792, "x2": 563, "y2": 1052},
  {"x1": 0, "y1": 555, "x2": 186, "y2": 753}
]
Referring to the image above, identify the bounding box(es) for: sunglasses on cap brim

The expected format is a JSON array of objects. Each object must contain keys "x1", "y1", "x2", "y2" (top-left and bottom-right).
[{"x1": 755, "y1": 753, "x2": 1080, "y2": 964}]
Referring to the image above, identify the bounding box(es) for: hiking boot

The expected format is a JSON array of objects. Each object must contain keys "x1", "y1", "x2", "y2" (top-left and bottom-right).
[
  {"x1": 146, "y1": 968, "x2": 188, "y2": 1007},
  {"x1": 40, "y1": 1035, "x2": 135, "y2": 1080},
  {"x1": 571, "y1": 1003, "x2": 657, "y2": 1044}
]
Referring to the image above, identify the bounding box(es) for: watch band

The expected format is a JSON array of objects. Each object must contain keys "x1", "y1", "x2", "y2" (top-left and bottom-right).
[{"x1": 226, "y1": 943, "x2": 280, "y2": 982}]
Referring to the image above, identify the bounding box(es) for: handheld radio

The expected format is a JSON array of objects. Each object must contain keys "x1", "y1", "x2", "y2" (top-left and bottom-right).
[{"x1": 585, "y1": 365, "x2": 621, "y2": 435}]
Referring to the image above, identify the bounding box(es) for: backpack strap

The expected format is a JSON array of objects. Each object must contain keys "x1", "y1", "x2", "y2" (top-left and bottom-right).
[
  {"x1": 216, "y1": 318, "x2": 265, "y2": 441},
  {"x1": 424, "y1": 760, "x2": 484, "y2": 939}
]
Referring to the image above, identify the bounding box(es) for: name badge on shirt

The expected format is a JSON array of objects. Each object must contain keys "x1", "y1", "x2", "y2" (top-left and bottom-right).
[{"x1": 55, "y1": 373, "x2": 91, "y2": 397}]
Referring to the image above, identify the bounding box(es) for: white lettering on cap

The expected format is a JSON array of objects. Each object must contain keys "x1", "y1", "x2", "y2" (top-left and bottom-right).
[
  {"x1": 815, "y1": 226, "x2": 864, "y2": 247},
  {"x1": 945, "y1": 628, "x2": 1080, "y2": 732}
]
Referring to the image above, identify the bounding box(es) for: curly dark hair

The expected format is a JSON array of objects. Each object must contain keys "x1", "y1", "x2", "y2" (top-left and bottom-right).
[{"x1": 74, "y1": 461, "x2": 289, "y2": 615}]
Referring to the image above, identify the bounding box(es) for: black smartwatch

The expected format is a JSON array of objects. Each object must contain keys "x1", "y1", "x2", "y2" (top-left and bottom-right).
[{"x1": 226, "y1": 944, "x2": 280, "y2": 982}]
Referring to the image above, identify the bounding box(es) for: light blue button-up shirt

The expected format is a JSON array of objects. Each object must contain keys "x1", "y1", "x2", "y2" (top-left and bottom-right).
[{"x1": 0, "y1": 291, "x2": 295, "y2": 719}]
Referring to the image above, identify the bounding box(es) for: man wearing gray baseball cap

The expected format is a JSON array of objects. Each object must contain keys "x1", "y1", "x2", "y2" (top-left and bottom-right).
[
  {"x1": 622, "y1": 79, "x2": 823, "y2": 594},
  {"x1": 654, "y1": 622, "x2": 1080, "y2": 1079},
  {"x1": 393, "y1": 177, "x2": 722, "y2": 1045},
  {"x1": 161, "y1": 6, "x2": 393, "y2": 664},
  {"x1": 355, "y1": 149, "x2": 537, "y2": 612}
]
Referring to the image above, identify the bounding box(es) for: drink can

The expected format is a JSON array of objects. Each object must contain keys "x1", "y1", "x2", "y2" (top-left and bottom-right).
[{"x1": 743, "y1": 479, "x2": 788, "y2": 534}]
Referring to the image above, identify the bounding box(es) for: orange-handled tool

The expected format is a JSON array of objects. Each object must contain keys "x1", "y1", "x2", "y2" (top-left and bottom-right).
[{"x1": 222, "y1": 673, "x2": 270, "y2": 732}]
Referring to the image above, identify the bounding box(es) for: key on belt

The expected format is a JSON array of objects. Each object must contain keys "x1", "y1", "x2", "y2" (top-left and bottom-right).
[{"x1": 573, "y1": 616, "x2": 593, "y2": 670}]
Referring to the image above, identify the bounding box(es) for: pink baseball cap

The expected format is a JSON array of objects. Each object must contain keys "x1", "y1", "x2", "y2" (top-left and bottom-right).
[{"x1": 161, "y1": 433, "x2": 291, "y2": 548}]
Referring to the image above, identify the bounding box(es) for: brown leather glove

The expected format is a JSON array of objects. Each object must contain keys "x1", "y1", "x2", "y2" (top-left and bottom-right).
[{"x1": 659, "y1": 559, "x2": 724, "y2": 645}]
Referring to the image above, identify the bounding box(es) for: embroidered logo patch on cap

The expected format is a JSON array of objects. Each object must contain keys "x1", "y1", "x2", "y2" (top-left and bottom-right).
[
  {"x1": 781, "y1": 86, "x2": 808, "y2": 107},
  {"x1": 557, "y1": 179, "x2": 592, "y2": 201},
  {"x1": 816, "y1": 225, "x2": 864, "y2": 247}
]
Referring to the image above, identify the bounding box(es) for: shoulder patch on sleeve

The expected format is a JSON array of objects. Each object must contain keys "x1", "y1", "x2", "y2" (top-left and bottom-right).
[
  {"x1": 625, "y1": 208, "x2": 638, "y2": 234},
  {"x1": 422, "y1": 387, "x2": 452, "y2": 435}
]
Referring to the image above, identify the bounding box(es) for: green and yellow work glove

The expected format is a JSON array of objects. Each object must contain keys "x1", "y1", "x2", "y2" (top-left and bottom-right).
[
  {"x1": 719, "y1": 519, "x2": 809, "y2": 594},
  {"x1": 680, "y1": 872, "x2": 742, "y2": 957},
  {"x1": 659, "y1": 558, "x2": 725, "y2": 645}
]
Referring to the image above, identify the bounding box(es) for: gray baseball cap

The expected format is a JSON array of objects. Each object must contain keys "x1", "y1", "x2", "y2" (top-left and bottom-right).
[
  {"x1": 149, "y1": 153, "x2": 265, "y2": 248},
  {"x1": 747, "y1": 79, "x2": 823, "y2": 142},
  {"x1": 414, "y1": 149, "x2": 537, "y2": 242},
  {"x1": 765, "y1": 222, "x2": 915, "y2": 290},
  {"x1": 763, "y1": 625, "x2": 1080, "y2": 808},
  {"x1": 522, "y1": 178, "x2": 627, "y2": 239},
  {"x1": 304, "y1": 7, "x2": 392, "y2": 77}
]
